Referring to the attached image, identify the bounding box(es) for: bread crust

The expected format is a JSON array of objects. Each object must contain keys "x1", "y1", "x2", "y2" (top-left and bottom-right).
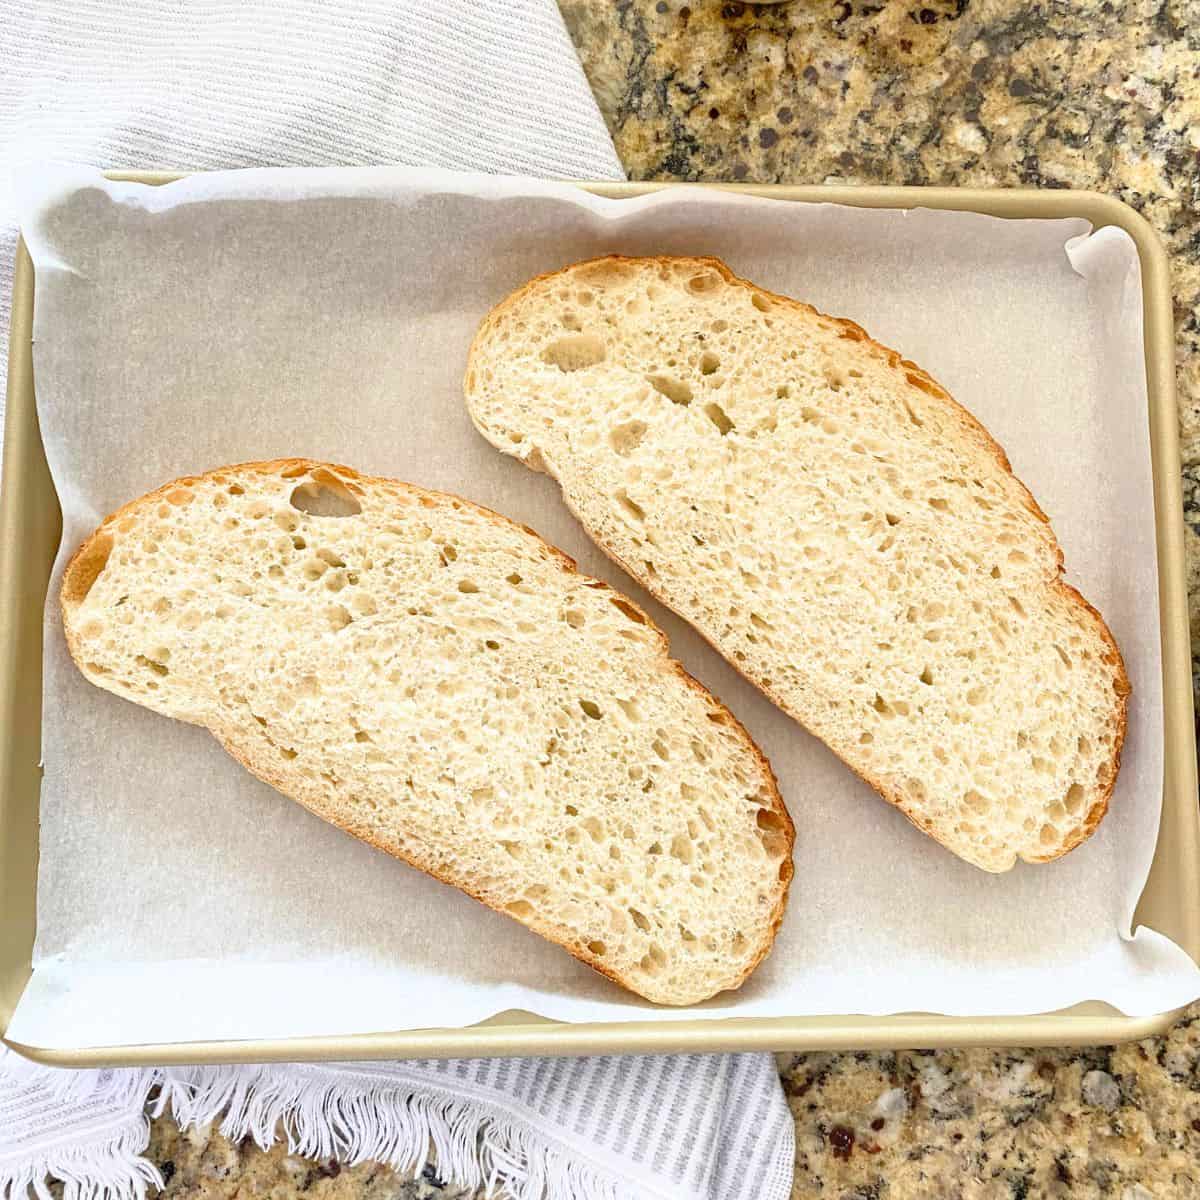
[
  {"x1": 61, "y1": 457, "x2": 793, "y2": 1003},
  {"x1": 466, "y1": 256, "x2": 1129, "y2": 871}
]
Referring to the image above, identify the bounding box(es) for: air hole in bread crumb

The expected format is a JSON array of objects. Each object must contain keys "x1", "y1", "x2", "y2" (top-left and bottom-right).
[
  {"x1": 290, "y1": 477, "x2": 361, "y2": 518},
  {"x1": 704, "y1": 402, "x2": 734, "y2": 435},
  {"x1": 135, "y1": 654, "x2": 168, "y2": 677},
  {"x1": 670, "y1": 835, "x2": 694, "y2": 864},
  {"x1": 64, "y1": 533, "x2": 113, "y2": 606},
  {"x1": 647, "y1": 374, "x2": 693, "y2": 405},
  {"x1": 1055, "y1": 645, "x2": 1072, "y2": 668},
  {"x1": 561, "y1": 311, "x2": 582, "y2": 330},
  {"x1": 280, "y1": 747, "x2": 298, "y2": 760},
  {"x1": 457, "y1": 579, "x2": 479, "y2": 594},
  {"x1": 609, "y1": 419, "x2": 648, "y2": 455},
  {"x1": 228, "y1": 483, "x2": 245, "y2": 494},
  {"x1": 614, "y1": 490, "x2": 647, "y2": 523},
  {"x1": 755, "y1": 809, "x2": 789, "y2": 858},
  {"x1": 587, "y1": 940, "x2": 607, "y2": 956},
  {"x1": 751, "y1": 293, "x2": 771, "y2": 313},
  {"x1": 688, "y1": 272, "x2": 721, "y2": 294},
  {"x1": 963, "y1": 789, "x2": 988, "y2": 814},
  {"x1": 541, "y1": 333, "x2": 605, "y2": 371},
  {"x1": 617, "y1": 697, "x2": 640, "y2": 722},
  {"x1": 920, "y1": 666, "x2": 934, "y2": 685},
  {"x1": 700, "y1": 350, "x2": 721, "y2": 375},
  {"x1": 902, "y1": 399, "x2": 924, "y2": 428},
  {"x1": 755, "y1": 808, "x2": 787, "y2": 834},
  {"x1": 505, "y1": 900, "x2": 534, "y2": 919},
  {"x1": 579, "y1": 699, "x2": 602, "y2": 720},
  {"x1": 581, "y1": 817, "x2": 604, "y2": 842}
]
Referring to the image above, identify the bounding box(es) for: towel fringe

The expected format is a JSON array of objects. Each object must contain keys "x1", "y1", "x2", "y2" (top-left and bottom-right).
[
  {"x1": 0, "y1": 1112, "x2": 160, "y2": 1200},
  {"x1": 154, "y1": 1066, "x2": 628, "y2": 1200}
]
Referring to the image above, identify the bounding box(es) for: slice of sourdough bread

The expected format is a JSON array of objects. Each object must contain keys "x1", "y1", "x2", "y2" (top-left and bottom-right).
[
  {"x1": 464, "y1": 256, "x2": 1129, "y2": 872},
  {"x1": 61, "y1": 459, "x2": 793, "y2": 1004}
]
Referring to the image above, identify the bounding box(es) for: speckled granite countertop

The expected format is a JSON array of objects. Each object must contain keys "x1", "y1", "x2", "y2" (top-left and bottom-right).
[{"x1": 144, "y1": 3, "x2": 1200, "y2": 1197}]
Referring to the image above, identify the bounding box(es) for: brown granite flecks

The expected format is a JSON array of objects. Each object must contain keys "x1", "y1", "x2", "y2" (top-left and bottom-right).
[
  {"x1": 777, "y1": 1027, "x2": 1200, "y2": 1197},
  {"x1": 138, "y1": 1116, "x2": 473, "y2": 1200}
]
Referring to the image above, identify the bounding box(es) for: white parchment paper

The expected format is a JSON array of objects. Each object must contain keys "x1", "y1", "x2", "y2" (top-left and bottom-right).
[{"x1": 11, "y1": 167, "x2": 1199, "y2": 1049}]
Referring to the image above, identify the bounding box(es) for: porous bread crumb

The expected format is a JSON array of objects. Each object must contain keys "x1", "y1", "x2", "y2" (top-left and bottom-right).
[
  {"x1": 61, "y1": 459, "x2": 793, "y2": 1005},
  {"x1": 465, "y1": 255, "x2": 1129, "y2": 872}
]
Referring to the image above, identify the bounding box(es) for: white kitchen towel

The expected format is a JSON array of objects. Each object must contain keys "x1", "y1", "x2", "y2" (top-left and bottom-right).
[
  {"x1": 0, "y1": 3, "x2": 793, "y2": 1199},
  {"x1": 0, "y1": 1050, "x2": 795, "y2": 1200}
]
